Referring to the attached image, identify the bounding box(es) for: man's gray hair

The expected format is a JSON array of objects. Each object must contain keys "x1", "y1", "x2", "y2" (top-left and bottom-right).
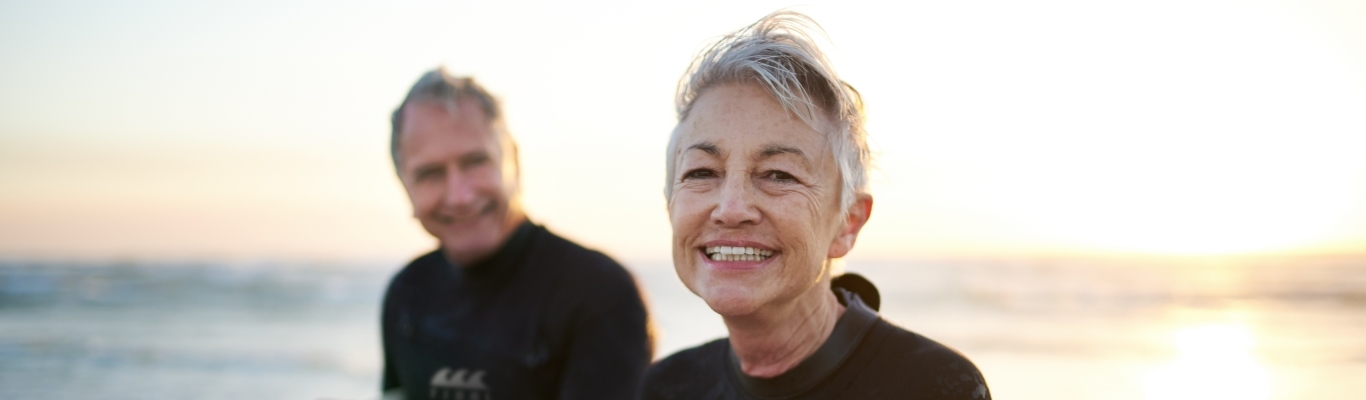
[
  {"x1": 390, "y1": 67, "x2": 510, "y2": 174},
  {"x1": 666, "y1": 11, "x2": 871, "y2": 210}
]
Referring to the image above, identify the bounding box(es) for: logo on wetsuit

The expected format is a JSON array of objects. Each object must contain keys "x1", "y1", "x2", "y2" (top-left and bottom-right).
[{"x1": 430, "y1": 368, "x2": 491, "y2": 400}]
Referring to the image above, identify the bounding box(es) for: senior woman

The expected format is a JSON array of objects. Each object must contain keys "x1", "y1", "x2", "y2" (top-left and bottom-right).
[{"x1": 639, "y1": 12, "x2": 990, "y2": 400}]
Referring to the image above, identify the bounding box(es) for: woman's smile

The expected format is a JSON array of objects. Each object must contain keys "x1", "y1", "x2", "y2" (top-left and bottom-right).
[{"x1": 698, "y1": 240, "x2": 780, "y2": 270}]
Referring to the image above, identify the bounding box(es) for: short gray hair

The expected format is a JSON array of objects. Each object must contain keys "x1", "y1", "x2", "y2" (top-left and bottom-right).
[
  {"x1": 666, "y1": 11, "x2": 871, "y2": 210},
  {"x1": 390, "y1": 67, "x2": 510, "y2": 174}
]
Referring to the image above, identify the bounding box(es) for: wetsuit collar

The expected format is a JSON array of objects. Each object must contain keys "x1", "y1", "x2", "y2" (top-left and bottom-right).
[
  {"x1": 726, "y1": 287, "x2": 880, "y2": 399},
  {"x1": 443, "y1": 219, "x2": 537, "y2": 282}
]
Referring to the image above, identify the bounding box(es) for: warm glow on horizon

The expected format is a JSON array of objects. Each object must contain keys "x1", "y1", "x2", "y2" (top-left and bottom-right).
[
  {"x1": 1143, "y1": 323, "x2": 1271, "y2": 400},
  {"x1": 1, "y1": 0, "x2": 1364, "y2": 262}
]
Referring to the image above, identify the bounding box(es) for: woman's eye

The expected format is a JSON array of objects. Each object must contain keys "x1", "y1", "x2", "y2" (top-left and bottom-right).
[
  {"x1": 764, "y1": 170, "x2": 798, "y2": 182},
  {"x1": 682, "y1": 169, "x2": 717, "y2": 180}
]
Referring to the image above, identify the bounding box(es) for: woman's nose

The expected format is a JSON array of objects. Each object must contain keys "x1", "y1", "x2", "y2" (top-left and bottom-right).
[{"x1": 711, "y1": 176, "x2": 761, "y2": 226}]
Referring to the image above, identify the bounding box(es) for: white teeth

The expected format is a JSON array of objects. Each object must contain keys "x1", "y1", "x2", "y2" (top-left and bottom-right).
[{"x1": 704, "y1": 246, "x2": 774, "y2": 261}]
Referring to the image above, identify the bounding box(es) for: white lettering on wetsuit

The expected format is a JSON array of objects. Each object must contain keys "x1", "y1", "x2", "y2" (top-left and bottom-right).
[{"x1": 429, "y1": 368, "x2": 491, "y2": 400}]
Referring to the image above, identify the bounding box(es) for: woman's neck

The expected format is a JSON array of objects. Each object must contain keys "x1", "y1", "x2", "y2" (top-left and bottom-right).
[{"x1": 722, "y1": 284, "x2": 845, "y2": 378}]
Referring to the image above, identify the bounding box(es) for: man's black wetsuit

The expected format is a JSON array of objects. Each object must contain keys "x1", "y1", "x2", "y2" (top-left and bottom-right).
[
  {"x1": 640, "y1": 286, "x2": 990, "y2": 400},
  {"x1": 381, "y1": 221, "x2": 652, "y2": 400}
]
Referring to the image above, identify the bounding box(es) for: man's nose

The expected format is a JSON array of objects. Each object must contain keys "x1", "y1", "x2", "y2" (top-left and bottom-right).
[
  {"x1": 711, "y1": 175, "x2": 761, "y2": 227},
  {"x1": 442, "y1": 171, "x2": 477, "y2": 209}
]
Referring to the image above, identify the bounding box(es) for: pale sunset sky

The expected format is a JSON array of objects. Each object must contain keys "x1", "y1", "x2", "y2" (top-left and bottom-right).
[{"x1": 2, "y1": 0, "x2": 1364, "y2": 264}]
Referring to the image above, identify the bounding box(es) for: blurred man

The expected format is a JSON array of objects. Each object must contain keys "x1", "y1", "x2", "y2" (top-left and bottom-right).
[{"x1": 381, "y1": 68, "x2": 653, "y2": 400}]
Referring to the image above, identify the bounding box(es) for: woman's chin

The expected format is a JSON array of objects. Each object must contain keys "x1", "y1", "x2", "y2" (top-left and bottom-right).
[{"x1": 699, "y1": 287, "x2": 766, "y2": 317}]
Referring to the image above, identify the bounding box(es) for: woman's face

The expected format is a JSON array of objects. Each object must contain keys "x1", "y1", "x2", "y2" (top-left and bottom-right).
[{"x1": 668, "y1": 83, "x2": 866, "y2": 317}]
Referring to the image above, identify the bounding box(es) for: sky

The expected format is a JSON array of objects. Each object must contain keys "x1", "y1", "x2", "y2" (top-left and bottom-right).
[{"x1": 2, "y1": 0, "x2": 1365, "y2": 265}]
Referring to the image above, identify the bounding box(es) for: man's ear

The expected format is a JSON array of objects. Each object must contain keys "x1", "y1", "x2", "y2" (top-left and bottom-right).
[
  {"x1": 827, "y1": 194, "x2": 873, "y2": 258},
  {"x1": 395, "y1": 166, "x2": 421, "y2": 220}
]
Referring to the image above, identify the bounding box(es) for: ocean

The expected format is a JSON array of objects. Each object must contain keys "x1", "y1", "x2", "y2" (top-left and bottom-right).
[{"x1": 1, "y1": 256, "x2": 1362, "y2": 399}]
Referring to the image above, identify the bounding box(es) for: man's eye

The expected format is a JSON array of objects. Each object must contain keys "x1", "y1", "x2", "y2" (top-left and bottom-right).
[
  {"x1": 415, "y1": 167, "x2": 444, "y2": 181},
  {"x1": 682, "y1": 169, "x2": 717, "y2": 180}
]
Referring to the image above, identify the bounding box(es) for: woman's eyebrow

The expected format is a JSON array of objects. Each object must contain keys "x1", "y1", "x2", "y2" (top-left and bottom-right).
[
  {"x1": 756, "y1": 144, "x2": 813, "y2": 168},
  {"x1": 686, "y1": 141, "x2": 720, "y2": 156}
]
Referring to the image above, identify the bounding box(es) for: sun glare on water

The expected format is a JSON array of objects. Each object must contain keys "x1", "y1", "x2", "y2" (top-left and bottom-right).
[{"x1": 1143, "y1": 324, "x2": 1270, "y2": 400}]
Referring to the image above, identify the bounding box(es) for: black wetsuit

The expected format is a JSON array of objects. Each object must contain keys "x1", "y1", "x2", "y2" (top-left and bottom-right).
[
  {"x1": 381, "y1": 221, "x2": 653, "y2": 400},
  {"x1": 639, "y1": 286, "x2": 990, "y2": 400}
]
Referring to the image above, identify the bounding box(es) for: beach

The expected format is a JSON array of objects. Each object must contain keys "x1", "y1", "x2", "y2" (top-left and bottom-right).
[{"x1": 1, "y1": 255, "x2": 1362, "y2": 399}]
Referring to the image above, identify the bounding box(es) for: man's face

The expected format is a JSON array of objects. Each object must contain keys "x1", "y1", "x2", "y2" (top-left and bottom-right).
[{"x1": 398, "y1": 99, "x2": 521, "y2": 265}]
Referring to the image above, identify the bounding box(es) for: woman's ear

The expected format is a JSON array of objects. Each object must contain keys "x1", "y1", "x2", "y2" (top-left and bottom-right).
[{"x1": 827, "y1": 194, "x2": 873, "y2": 258}]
